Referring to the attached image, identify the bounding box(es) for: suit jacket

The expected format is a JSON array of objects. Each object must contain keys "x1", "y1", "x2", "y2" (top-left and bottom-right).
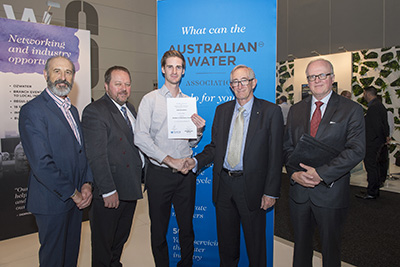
[
  {"x1": 283, "y1": 92, "x2": 365, "y2": 208},
  {"x1": 195, "y1": 97, "x2": 284, "y2": 211},
  {"x1": 82, "y1": 94, "x2": 143, "y2": 201},
  {"x1": 18, "y1": 90, "x2": 93, "y2": 214},
  {"x1": 365, "y1": 98, "x2": 389, "y2": 148}
]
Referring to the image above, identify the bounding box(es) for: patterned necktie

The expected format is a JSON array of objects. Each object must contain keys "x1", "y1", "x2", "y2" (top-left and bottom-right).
[
  {"x1": 310, "y1": 101, "x2": 323, "y2": 137},
  {"x1": 61, "y1": 99, "x2": 81, "y2": 145},
  {"x1": 121, "y1": 106, "x2": 132, "y2": 132},
  {"x1": 227, "y1": 107, "x2": 245, "y2": 168}
]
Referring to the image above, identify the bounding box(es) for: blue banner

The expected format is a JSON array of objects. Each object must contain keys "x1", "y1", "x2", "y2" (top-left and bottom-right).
[{"x1": 157, "y1": 0, "x2": 277, "y2": 265}]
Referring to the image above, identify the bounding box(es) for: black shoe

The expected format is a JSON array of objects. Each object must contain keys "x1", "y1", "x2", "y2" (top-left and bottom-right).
[{"x1": 356, "y1": 193, "x2": 377, "y2": 200}]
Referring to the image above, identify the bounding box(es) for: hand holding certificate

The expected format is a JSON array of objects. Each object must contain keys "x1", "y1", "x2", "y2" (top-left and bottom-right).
[{"x1": 167, "y1": 97, "x2": 197, "y2": 139}]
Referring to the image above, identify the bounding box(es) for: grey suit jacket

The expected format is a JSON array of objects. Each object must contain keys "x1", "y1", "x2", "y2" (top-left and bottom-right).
[
  {"x1": 82, "y1": 94, "x2": 143, "y2": 201},
  {"x1": 283, "y1": 92, "x2": 365, "y2": 208},
  {"x1": 196, "y1": 97, "x2": 284, "y2": 211}
]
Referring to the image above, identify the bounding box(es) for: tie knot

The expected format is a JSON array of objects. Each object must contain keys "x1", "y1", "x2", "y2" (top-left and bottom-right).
[
  {"x1": 121, "y1": 106, "x2": 127, "y2": 113},
  {"x1": 62, "y1": 99, "x2": 71, "y2": 111},
  {"x1": 238, "y1": 107, "x2": 245, "y2": 114},
  {"x1": 315, "y1": 101, "x2": 323, "y2": 108}
]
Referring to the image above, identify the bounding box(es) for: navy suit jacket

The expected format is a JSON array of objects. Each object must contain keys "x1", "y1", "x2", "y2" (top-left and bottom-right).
[
  {"x1": 19, "y1": 90, "x2": 93, "y2": 215},
  {"x1": 195, "y1": 97, "x2": 284, "y2": 211},
  {"x1": 283, "y1": 92, "x2": 365, "y2": 208},
  {"x1": 82, "y1": 94, "x2": 143, "y2": 201}
]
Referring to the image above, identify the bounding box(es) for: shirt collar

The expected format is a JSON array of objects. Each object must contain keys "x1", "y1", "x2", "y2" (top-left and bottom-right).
[
  {"x1": 159, "y1": 84, "x2": 183, "y2": 98},
  {"x1": 107, "y1": 93, "x2": 127, "y2": 110},
  {"x1": 235, "y1": 96, "x2": 254, "y2": 115},
  {"x1": 46, "y1": 88, "x2": 71, "y2": 109},
  {"x1": 312, "y1": 90, "x2": 332, "y2": 106}
]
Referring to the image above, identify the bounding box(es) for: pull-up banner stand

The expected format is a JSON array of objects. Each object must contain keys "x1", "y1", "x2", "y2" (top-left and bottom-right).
[
  {"x1": 0, "y1": 17, "x2": 91, "y2": 240},
  {"x1": 157, "y1": 0, "x2": 277, "y2": 265}
]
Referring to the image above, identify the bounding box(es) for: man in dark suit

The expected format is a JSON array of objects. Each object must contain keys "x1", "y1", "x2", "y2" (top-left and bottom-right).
[
  {"x1": 19, "y1": 56, "x2": 93, "y2": 267},
  {"x1": 185, "y1": 65, "x2": 284, "y2": 266},
  {"x1": 357, "y1": 86, "x2": 389, "y2": 199},
  {"x1": 283, "y1": 58, "x2": 365, "y2": 267},
  {"x1": 82, "y1": 66, "x2": 144, "y2": 266}
]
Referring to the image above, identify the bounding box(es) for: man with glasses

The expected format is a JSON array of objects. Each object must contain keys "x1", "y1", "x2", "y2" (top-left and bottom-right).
[
  {"x1": 283, "y1": 59, "x2": 365, "y2": 266},
  {"x1": 184, "y1": 64, "x2": 284, "y2": 266}
]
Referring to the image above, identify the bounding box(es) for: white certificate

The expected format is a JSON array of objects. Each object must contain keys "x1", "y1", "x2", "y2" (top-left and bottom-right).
[{"x1": 167, "y1": 97, "x2": 197, "y2": 139}]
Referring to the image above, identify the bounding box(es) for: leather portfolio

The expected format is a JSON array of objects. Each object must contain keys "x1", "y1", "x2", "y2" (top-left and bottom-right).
[{"x1": 286, "y1": 133, "x2": 340, "y2": 171}]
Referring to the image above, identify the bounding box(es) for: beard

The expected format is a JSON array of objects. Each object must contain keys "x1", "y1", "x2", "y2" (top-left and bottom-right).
[{"x1": 47, "y1": 77, "x2": 73, "y2": 97}]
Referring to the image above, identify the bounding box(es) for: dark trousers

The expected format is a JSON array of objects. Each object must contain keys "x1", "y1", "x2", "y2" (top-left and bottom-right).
[
  {"x1": 90, "y1": 198, "x2": 137, "y2": 267},
  {"x1": 146, "y1": 163, "x2": 196, "y2": 267},
  {"x1": 216, "y1": 171, "x2": 267, "y2": 267},
  {"x1": 364, "y1": 145, "x2": 382, "y2": 196},
  {"x1": 35, "y1": 207, "x2": 82, "y2": 267},
  {"x1": 378, "y1": 144, "x2": 389, "y2": 184},
  {"x1": 290, "y1": 199, "x2": 347, "y2": 267}
]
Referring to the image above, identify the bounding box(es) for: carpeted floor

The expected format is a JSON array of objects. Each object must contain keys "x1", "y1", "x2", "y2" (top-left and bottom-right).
[{"x1": 275, "y1": 173, "x2": 400, "y2": 267}]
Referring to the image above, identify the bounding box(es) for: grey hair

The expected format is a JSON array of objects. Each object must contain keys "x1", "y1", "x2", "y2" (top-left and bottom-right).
[
  {"x1": 44, "y1": 56, "x2": 76, "y2": 74},
  {"x1": 230, "y1": 65, "x2": 255, "y2": 82}
]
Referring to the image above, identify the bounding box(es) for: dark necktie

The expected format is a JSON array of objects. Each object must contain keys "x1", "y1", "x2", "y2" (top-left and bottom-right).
[
  {"x1": 310, "y1": 101, "x2": 323, "y2": 137},
  {"x1": 121, "y1": 106, "x2": 132, "y2": 132}
]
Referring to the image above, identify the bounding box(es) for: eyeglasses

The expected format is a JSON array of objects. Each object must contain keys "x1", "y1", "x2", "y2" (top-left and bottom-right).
[
  {"x1": 307, "y1": 73, "x2": 333, "y2": 82},
  {"x1": 231, "y1": 78, "x2": 254, "y2": 87}
]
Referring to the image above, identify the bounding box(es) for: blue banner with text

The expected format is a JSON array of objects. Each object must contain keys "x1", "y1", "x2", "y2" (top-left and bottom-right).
[{"x1": 157, "y1": 0, "x2": 277, "y2": 265}]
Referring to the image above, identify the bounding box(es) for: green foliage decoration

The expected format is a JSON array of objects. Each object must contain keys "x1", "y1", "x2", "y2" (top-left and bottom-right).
[
  {"x1": 285, "y1": 85, "x2": 293, "y2": 92},
  {"x1": 281, "y1": 72, "x2": 291, "y2": 79},
  {"x1": 375, "y1": 78, "x2": 387, "y2": 90},
  {"x1": 381, "y1": 52, "x2": 394, "y2": 63},
  {"x1": 384, "y1": 91, "x2": 392, "y2": 104},
  {"x1": 353, "y1": 52, "x2": 361, "y2": 63},
  {"x1": 352, "y1": 84, "x2": 363, "y2": 96},
  {"x1": 363, "y1": 61, "x2": 379, "y2": 69},
  {"x1": 360, "y1": 77, "x2": 374, "y2": 87},
  {"x1": 278, "y1": 65, "x2": 287, "y2": 74},
  {"x1": 380, "y1": 69, "x2": 392, "y2": 78},
  {"x1": 360, "y1": 66, "x2": 369, "y2": 75},
  {"x1": 384, "y1": 60, "x2": 400, "y2": 71},
  {"x1": 390, "y1": 77, "x2": 400, "y2": 88},
  {"x1": 365, "y1": 51, "x2": 378, "y2": 59}
]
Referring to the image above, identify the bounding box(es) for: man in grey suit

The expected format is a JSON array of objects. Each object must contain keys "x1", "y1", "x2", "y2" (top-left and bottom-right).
[
  {"x1": 82, "y1": 66, "x2": 144, "y2": 266},
  {"x1": 283, "y1": 58, "x2": 365, "y2": 267}
]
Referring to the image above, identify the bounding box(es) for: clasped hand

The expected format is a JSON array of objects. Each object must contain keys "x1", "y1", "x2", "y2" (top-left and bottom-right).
[
  {"x1": 291, "y1": 163, "x2": 322, "y2": 188},
  {"x1": 71, "y1": 183, "x2": 93, "y2": 209},
  {"x1": 162, "y1": 156, "x2": 196, "y2": 174}
]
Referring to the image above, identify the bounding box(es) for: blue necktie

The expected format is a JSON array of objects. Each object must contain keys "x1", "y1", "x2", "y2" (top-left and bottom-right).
[{"x1": 121, "y1": 106, "x2": 132, "y2": 132}]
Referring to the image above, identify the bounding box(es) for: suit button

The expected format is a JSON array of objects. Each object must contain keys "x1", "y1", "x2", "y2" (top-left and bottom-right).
[
  {"x1": 120, "y1": 138, "x2": 123, "y2": 141},
  {"x1": 122, "y1": 151, "x2": 126, "y2": 154},
  {"x1": 79, "y1": 149, "x2": 82, "y2": 153},
  {"x1": 126, "y1": 164, "x2": 130, "y2": 168}
]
